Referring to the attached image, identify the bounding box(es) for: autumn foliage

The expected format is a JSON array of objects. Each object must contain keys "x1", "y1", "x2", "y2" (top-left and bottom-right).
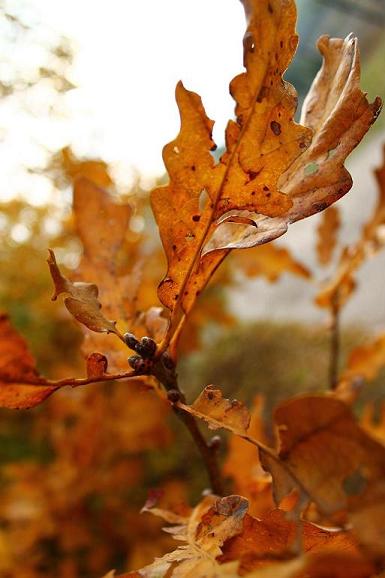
[{"x1": 1, "y1": 0, "x2": 385, "y2": 576}]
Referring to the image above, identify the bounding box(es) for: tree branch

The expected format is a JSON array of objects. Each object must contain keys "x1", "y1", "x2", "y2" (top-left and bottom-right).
[
  {"x1": 329, "y1": 291, "x2": 341, "y2": 390},
  {"x1": 148, "y1": 354, "x2": 223, "y2": 495}
]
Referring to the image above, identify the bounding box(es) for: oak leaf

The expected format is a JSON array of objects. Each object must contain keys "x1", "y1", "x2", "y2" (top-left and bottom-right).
[
  {"x1": 341, "y1": 333, "x2": 385, "y2": 384},
  {"x1": 0, "y1": 313, "x2": 57, "y2": 409},
  {"x1": 47, "y1": 248, "x2": 120, "y2": 336},
  {"x1": 231, "y1": 243, "x2": 310, "y2": 282},
  {"x1": 69, "y1": 176, "x2": 167, "y2": 372},
  {"x1": 223, "y1": 395, "x2": 274, "y2": 517},
  {"x1": 179, "y1": 388, "x2": 385, "y2": 556},
  {"x1": 316, "y1": 206, "x2": 340, "y2": 266},
  {"x1": 220, "y1": 508, "x2": 359, "y2": 574},
  {"x1": 265, "y1": 395, "x2": 385, "y2": 557},
  {"x1": 316, "y1": 143, "x2": 385, "y2": 308},
  {"x1": 138, "y1": 494, "x2": 248, "y2": 578},
  {"x1": 179, "y1": 385, "x2": 251, "y2": 436},
  {"x1": 152, "y1": 0, "x2": 380, "y2": 349}
]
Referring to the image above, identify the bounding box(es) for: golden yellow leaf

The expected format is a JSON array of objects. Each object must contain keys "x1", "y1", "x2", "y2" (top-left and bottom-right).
[{"x1": 152, "y1": 1, "x2": 380, "y2": 351}]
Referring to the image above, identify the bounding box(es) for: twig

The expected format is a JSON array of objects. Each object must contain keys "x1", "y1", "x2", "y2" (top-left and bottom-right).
[
  {"x1": 174, "y1": 405, "x2": 223, "y2": 495},
  {"x1": 149, "y1": 355, "x2": 223, "y2": 495},
  {"x1": 10, "y1": 370, "x2": 138, "y2": 390},
  {"x1": 329, "y1": 290, "x2": 341, "y2": 390}
]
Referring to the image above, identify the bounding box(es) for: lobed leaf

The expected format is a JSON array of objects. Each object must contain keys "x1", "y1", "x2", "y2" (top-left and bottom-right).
[
  {"x1": 152, "y1": 0, "x2": 381, "y2": 349},
  {"x1": 317, "y1": 143, "x2": 385, "y2": 309},
  {"x1": 267, "y1": 395, "x2": 385, "y2": 556},
  {"x1": 232, "y1": 243, "x2": 310, "y2": 282},
  {"x1": 139, "y1": 494, "x2": 248, "y2": 578},
  {"x1": 179, "y1": 388, "x2": 385, "y2": 556},
  {"x1": 179, "y1": 385, "x2": 251, "y2": 436},
  {"x1": 316, "y1": 206, "x2": 340, "y2": 266},
  {"x1": 47, "y1": 248, "x2": 120, "y2": 336},
  {"x1": 0, "y1": 313, "x2": 57, "y2": 409}
]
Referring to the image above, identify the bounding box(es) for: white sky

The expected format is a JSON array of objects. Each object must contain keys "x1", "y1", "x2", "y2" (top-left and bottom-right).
[{"x1": 0, "y1": 0, "x2": 245, "y2": 199}]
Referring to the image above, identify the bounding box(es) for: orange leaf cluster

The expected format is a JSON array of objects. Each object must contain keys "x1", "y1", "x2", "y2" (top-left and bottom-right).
[{"x1": 0, "y1": 0, "x2": 384, "y2": 577}]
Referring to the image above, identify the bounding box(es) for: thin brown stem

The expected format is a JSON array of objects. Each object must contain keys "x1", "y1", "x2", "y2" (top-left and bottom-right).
[
  {"x1": 174, "y1": 405, "x2": 223, "y2": 495},
  {"x1": 17, "y1": 370, "x2": 138, "y2": 390},
  {"x1": 329, "y1": 291, "x2": 341, "y2": 390},
  {"x1": 151, "y1": 356, "x2": 223, "y2": 495}
]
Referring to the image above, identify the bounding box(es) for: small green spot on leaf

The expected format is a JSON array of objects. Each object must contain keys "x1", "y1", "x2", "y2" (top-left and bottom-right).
[
  {"x1": 327, "y1": 148, "x2": 337, "y2": 159},
  {"x1": 304, "y1": 162, "x2": 319, "y2": 176},
  {"x1": 343, "y1": 469, "x2": 367, "y2": 496}
]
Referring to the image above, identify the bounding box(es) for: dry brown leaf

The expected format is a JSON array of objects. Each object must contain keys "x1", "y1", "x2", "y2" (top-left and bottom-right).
[
  {"x1": 179, "y1": 388, "x2": 385, "y2": 556},
  {"x1": 220, "y1": 508, "x2": 359, "y2": 574},
  {"x1": 61, "y1": 147, "x2": 113, "y2": 189},
  {"x1": 138, "y1": 494, "x2": 248, "y2": 578},
  {"x1": 342, "y1": 333, "x2": 385, "y2": 383},
  {"x1": 47, "y1": 248, "x2": 120, "y2": 336},
  {"x1": 0, "y1": 313, "x2": 57, "y2": 409},
  {"x1": 180, "y1": 385, "x2": 251, "y2": 436},
  {"x1": 152, "y1": 0, "x2": 380, "y2": 351},
  {"x1": 316, "y1": 143, "x2": 385, "y2": 309},
  {"x1": 86, "y1": 352, "x2": 108, "y2": 379},
  {"x1": 223, "y1": 395, "x2": 274, "y2": 517},
  {"x1": 266, "y1": 395, "x2": 385, "y2": 557},
  {"x1": 231, "y1": 243, "x2": 310, "y2": 282},
  {"x1": 316, "y1": 206, "x2": 340, "y2": 266},
  {"x1": 70, "y1": 177, "x2": 167, "y2": 372},
  {"x1": 73, "y1": 177, "x2": 132, "y2": 269}
]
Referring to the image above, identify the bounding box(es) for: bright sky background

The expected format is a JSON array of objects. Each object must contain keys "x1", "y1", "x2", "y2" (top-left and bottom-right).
[{"x1": 0, "y1": 0, "x2": 245, "y2": 200}]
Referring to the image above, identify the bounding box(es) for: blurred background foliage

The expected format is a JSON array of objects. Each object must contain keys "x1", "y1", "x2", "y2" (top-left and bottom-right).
[{"x1": 0, "y1": 0, "x2": 385, "y2": 577}]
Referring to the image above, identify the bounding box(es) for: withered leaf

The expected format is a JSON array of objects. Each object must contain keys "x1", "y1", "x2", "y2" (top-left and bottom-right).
[
  {"x1": 71, "y1": 173, "x2": 167, "y2": 372},
  {"x1": 152, "y1": 0, "x2": 380, "y2": 349},
  {"x1": 138, "y1": 494, "x2": 248, "y2": 578},
  {"x1": 341, "y1": 335, "x2": 385, "y2": 381},
  {"x1": 86, "y1": 352, "x2": 108, "y2": 379},
  {"x1": 0, "y1": 313, "x2": 57, "y2": 409},
  {"x1": 231, "y1": 243, "x2": 310, "y2": 282},
  {"x1": 316, "y1": 143, "x2": 385, "y2": 309},
  {"x1": 220, "y1": 508, "x2": 358, "y2": 574},
  {"x1": 316, "y1": 206, "x2": 340, "y2": 266},
  {"x1": 266, "y1": 395, "x2": 385, "y2": 556},
  {"x1": 180, "y1": 388, "x2": 385, "y2": 556},
  {"x1": 47, "y1": 249, "x2": 120, "y2": 336},
  {"x1": 61, "y1": 146, "x2": 113, "y2": 189},
  {"x1": 73, "y1": 177, "x2": 132, "y2": 269},
  {"x1": 178, "y1": 385, "x2": 251, "y2": 435}
]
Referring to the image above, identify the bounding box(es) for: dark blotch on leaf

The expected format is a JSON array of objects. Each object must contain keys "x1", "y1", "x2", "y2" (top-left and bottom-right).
[{"x1": 270, "y1": 121, "x2": 281, "y2": 136}]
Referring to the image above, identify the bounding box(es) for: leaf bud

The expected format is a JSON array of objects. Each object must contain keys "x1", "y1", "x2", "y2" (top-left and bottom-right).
[
  {"x1": 167, "y1": 389, "x2": 181, "y2": 403},
  {"x1": 123, "y1": 332, "x2": 139, "y2": 350},
  {"x1": 162, "y1": 352, "x2": 175, "y2": 370},
  {"x1": 208, "y1": 435, "x2": 221, "y2": 452},
  {"x1": 136, "y1": 336, "x2": 157, "y2": 358},
  {"x1": 128, "y1": 354, "x2": 143, "y2": 371}
]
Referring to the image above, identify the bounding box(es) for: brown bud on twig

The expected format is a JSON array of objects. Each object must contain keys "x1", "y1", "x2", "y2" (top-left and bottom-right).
[
  {"x1": 123, "y1": 332, "x2": 139, "y2": 350},
  {"x1": 162, "y1": 352, "x2": 175, "y2": 370},
  {"x1": 86, "y1": 352, "x2": 108, "y2": 378},
  {"x1": 128, "y1": 354, "x2": 143, "y2": 371},
  {"x1": 167, "y1": 389, "x2": 181, "y2": 403},
  {"x1": 136, "y1": 336, "x2": 157, "y2": 358},
  {"x1": 208, "y1": 435, "x2": 221, "y2": 452}
]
